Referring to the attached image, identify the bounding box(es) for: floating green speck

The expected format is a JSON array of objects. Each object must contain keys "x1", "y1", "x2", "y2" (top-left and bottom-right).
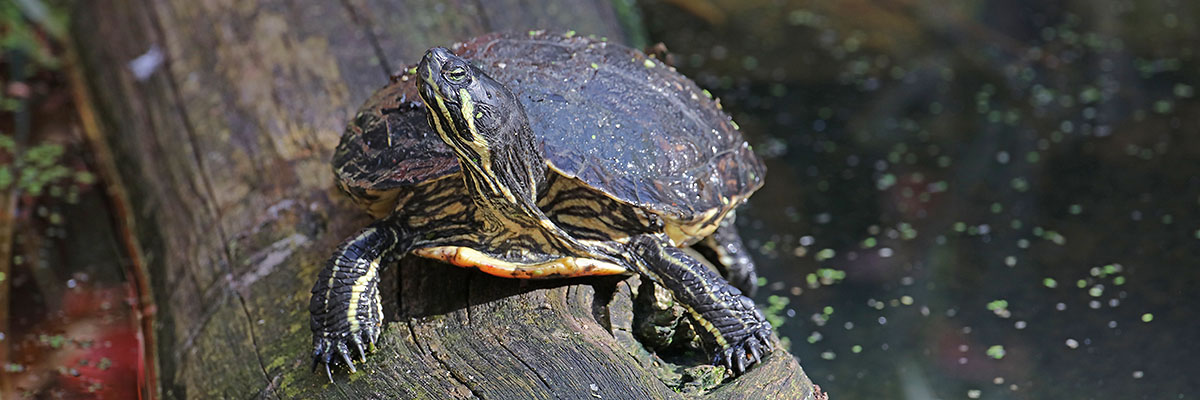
[
  {"x1": 1174, "y1": 83, "x2": 1194, "y2": 98},
  {"x1": 876, "y1": 174, "x2": 896, "y2": 190},
  {"x1": 590, "y1": 62, "x2": 599, "y2": 69},
  {"x1": 807, "y1": 331, "x2": 822, "y2": 344},
  {"x1": 862, "y1": 237, "x2": 877, "y2": 248},
  {"x1": 815, "y1": 248, "x2": 836, "y2": 261},
  {"x1": 1141, "y1": 313, "x2": 1153, "y2": 323},
  {"x1": 1069, "y1": 204, "x2": 1082, "y2": 215},
  {"x1": 564, "y1": 30, "x2": 576, "y2": 38},
  {"x1": 852, "y1": 345, "x2": 862, "y2": 353},
  {"x1": 1010, "y1": 177, "x2": 1029, "y2": 192},
  {"x1": 823, "y1": 306, "x2": 834, "y2": 315},
  {"x1": 986, "y1": 345, "x2": 1006, "y2": 359},
  {"x1": 1114, "y1": 276, "x2": 1126, "y2": 285},
  {"x1": 986, "y1": 299, "x2": 1008, "y2": 311},
  {"x1": 1043, "y1": 278, "x2": 1057, "y2": 288},
  {"x1": 1079, "y1": 86, "x2": 1101, "y2": 103},
  {"x1": 1076, "y1": 279, "x2": 1087, "y2": 288},
  {"x1": 1154, "y1": 100, "x2": 1173, "y2": 114}
]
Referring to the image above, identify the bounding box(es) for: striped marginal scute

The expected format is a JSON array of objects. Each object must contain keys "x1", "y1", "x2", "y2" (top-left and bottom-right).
[
  {"x1": 390, "y1": 176, "x2": 552, "y2": 263},
  {"x1": 537, "y1": 174, "x2": 659, "y2": 242}
]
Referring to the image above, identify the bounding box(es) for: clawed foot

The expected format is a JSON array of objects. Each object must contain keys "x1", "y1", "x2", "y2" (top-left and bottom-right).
[
  {"x1": 712, "y1": 323, "x2": 774, "y2": 375},
  {"x1": 311, "y1": 325, "x2": 381, "y2": 382}
]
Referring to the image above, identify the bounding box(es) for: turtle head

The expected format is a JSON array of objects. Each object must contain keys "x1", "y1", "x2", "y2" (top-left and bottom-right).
[
  {"x1": 417, "y1": 47, "x2": 522, "y2": 156},
  {"x1": 416, "y1": 47, "x2": 543, "y2": 204}
]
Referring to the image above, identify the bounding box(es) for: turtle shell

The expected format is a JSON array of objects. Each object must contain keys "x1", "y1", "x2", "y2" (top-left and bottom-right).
[{"x1": 333, "y1": 31, "x2": 764, "y2": 237}]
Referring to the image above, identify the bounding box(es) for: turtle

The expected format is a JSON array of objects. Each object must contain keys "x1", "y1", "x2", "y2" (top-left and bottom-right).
[{"x1": 309, "y1": 31, "x2": 772, "y2": 381}]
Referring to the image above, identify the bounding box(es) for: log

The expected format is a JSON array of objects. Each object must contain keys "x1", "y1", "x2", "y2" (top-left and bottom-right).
[{"x1": 68, "y1": 1, "x2": 822, "y2": 398}]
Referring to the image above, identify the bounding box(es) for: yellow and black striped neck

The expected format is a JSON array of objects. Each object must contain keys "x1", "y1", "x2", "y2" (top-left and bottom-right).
[{"x1": 416, "y1": 47, "x2": 545, "y2": 219}]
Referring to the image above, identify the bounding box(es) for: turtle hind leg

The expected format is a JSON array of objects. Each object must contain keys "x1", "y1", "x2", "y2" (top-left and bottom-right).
[
  {"x1": 691, "y1": 211, "x2": 759, "y2": 297},
  {"x1": 629, "y1": 235, "x2": 773, "y2": 375},
  {"x1": 309, "y1": 220, "x2": 412, "y2": 380}
]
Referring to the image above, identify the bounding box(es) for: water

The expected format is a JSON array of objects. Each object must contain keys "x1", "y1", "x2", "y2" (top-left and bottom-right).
[{"x1": 641, "y1": 1, "x2": 1200, "y2": 398}]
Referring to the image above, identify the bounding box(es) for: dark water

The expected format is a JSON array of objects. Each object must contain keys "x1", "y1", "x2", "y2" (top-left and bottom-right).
[{"x1": 641, "y1": 1, "x2": 1199, "y2": 399}]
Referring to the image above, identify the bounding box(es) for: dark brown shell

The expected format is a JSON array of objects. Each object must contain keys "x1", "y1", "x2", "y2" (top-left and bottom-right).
[{"x1": 333, "y1": 32, "x2": 765, "y2": 226}]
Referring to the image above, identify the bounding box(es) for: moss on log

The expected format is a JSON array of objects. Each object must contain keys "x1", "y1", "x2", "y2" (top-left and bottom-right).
[{"x1": 69, "y1": 1, "x2": 822, "y2": 398}]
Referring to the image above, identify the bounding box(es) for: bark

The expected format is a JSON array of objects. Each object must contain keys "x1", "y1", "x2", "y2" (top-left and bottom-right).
[{"x1": 68, "y1": 1, "x2": 821, "y2": 398}]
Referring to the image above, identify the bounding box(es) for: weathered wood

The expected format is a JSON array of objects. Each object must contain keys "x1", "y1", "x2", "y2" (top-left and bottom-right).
[{"x1": 68, "y1": 1, "x2": 820, "y2": 398}]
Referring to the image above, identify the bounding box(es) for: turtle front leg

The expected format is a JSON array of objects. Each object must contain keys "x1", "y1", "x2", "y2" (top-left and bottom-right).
[
  {"x1": 629, "y1": 235, "x2": 774, "y2": 375},
  {"x1": 692, "y1": 211, "x2": 759, "y2": 296},
  {"x1": 309, "y1": 221, "x2": 411, "y2": 381}
]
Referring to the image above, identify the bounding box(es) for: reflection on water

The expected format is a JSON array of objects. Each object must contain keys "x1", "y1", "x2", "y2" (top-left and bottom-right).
[{"x1": 642, "y1": 1, "x2": 1198, "y2": 398}]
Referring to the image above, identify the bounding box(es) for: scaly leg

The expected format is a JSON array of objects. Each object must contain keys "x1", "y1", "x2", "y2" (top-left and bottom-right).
[
  {"x1": 628, "y1": 235, "x2": 773, "y2": 375},
  {"x1": 309, "y1": 220, "x2": 412, "y2": 381},
  {"x1": 692, "y1": 211, "x2": 759, "y2": 296}
]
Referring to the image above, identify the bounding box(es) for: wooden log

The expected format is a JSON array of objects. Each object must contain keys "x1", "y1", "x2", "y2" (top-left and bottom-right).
[{"x1": 68, "y1": 1, "x2": 822, "y2": 398}]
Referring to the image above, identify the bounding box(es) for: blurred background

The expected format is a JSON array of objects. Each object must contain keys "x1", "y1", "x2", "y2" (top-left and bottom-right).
[
  {"x1": 635, "y1": 0, "x2": 1200, "y2": 398},
  {"x1": 3, "y1": 0, "x2": 1198, "y2": 398}
]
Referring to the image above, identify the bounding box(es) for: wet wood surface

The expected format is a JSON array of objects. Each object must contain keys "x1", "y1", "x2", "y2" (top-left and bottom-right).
[{"x1": 68, "y1": 1, "x2": 820, "y2": 398}]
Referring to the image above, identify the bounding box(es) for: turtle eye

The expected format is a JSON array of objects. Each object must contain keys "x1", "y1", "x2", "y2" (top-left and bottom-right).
[{"x1": 445, "y1": 66, "x2": 469, "y2": 83}]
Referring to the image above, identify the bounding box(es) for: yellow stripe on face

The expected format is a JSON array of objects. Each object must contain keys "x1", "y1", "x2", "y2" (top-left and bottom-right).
[
  {"x1": 421, "y1": 65, "x2": 490, "y2": 189},
  {"x1": 458, "y1": 89, "x2": 479, "y2": 146},
  {"x1": 458, "y1": 88, "x2": 520, "y2": 204},
  {"x1": 422, "y1": 64, "x2": 450, "y2": 139},
  {"x1": 456, "y1": 89, "x2": 492, "y2": 172}
]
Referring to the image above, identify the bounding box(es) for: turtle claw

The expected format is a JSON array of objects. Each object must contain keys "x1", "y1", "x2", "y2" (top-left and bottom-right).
[
  {"x1": 713, "y1": 321, "x2": 774, "y2": 376},
  {"x1": 339, "y1": 347, "x2": 357, "y2": 373},
  {"x1": 354, "y1": 340, "x2": 368, "y2": 362},
  {"x1": 734, "y1": 346, "x2": 747, "y2": 374},
  {"x1": 312, "y1": 333, "x2": 367, "y2": 381}
]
